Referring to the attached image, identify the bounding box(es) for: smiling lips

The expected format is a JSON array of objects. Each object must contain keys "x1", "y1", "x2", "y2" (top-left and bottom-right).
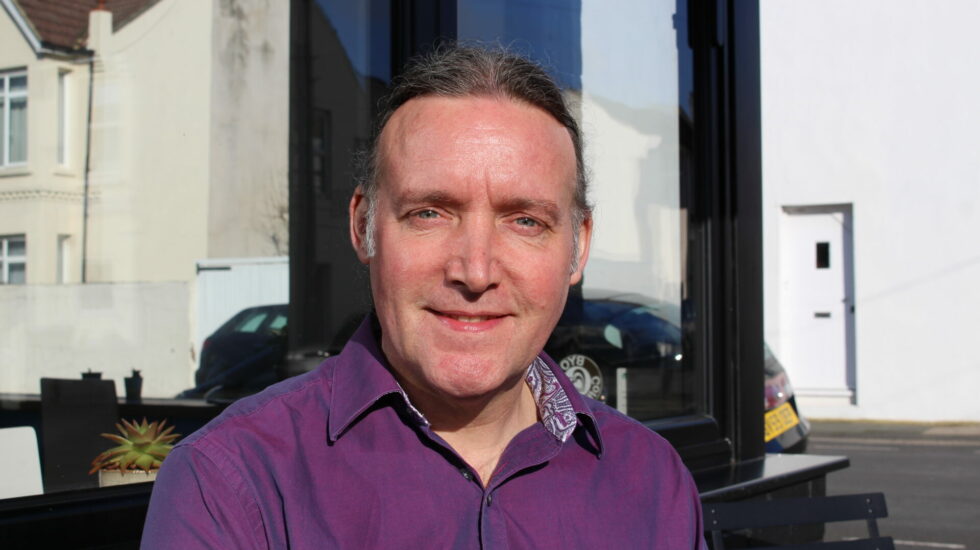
[{"x1": 428, "y1": 309, "x2": 508, "y2": 332}]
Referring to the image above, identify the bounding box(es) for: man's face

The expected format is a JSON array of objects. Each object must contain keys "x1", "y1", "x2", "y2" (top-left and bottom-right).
[{"x1": 350, "y1": 95, "x2": 591, "y2": 404}]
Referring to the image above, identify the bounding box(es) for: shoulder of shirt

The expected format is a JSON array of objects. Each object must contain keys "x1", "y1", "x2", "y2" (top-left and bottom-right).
[{"x1": 175, "y1": 359, "x2": 337, "y2": 452}]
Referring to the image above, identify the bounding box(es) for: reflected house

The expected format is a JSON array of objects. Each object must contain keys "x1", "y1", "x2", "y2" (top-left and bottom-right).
[
  {"x1": 292, "y1": 3, "x2": 389, "y2": 351},
  {"x1": 0, "y1": 0, "x2": 290, "y2": 396},
  {"x1": 582, "y1": 93, "x2": 685, "y2": 318}
]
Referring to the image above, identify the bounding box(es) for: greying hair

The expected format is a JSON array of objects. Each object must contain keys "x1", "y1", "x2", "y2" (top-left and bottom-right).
[{"x1": 357, "y1": 45, "x2": 592, "y2": 263}]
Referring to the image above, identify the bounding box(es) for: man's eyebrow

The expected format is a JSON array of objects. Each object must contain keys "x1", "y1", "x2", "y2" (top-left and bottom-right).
[
  {"x1": 497, "y1": 197, "x2": 562, "y2": 222},
  {"x1": 394, "y1": 190, "x2": 460, "y2": 208}
]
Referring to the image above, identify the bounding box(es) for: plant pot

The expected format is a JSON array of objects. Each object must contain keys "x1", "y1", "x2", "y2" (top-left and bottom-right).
[
  {"x1": 98, "y1": 469, "x2": 158, "y2": 487},
  {"x1": 124, "y1": 374, "x2": 143, "y2": 402}
]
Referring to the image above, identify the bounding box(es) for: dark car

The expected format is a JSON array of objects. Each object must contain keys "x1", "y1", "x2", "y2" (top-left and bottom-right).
[
  {"x1": 762, "y1": 344, "x2": 811, "y2": 453},
  {"x1": 544, "y1": 289, "x2": 690, "y2": 420},
  {"x1": 178, "y1": 305, "x2": 289, "y2": 401},
  {"x1": 544, "y1": 289, "x2": 810, "y2": 452},
  {"x1": 178, "y1": 305, "x2": 358, "y2": 403}
]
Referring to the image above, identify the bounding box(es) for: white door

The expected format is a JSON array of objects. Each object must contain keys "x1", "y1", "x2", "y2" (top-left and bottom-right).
[{"x1": 779, "y1": 206, "x2": 855, "y2": 398}]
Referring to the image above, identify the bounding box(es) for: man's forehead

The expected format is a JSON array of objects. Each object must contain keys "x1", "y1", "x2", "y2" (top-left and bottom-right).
[
  {"x1": 376, "y1": 95, "x2": 577, "y2": 193},
  {"x1": 379, "y1": 95, "x2": 573, "y2": 156}
]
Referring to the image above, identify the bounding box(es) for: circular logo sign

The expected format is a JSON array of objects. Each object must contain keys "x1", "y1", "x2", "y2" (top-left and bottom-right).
[{"x1": 558, "y1": 354, "x2": 604, "y2": 400}]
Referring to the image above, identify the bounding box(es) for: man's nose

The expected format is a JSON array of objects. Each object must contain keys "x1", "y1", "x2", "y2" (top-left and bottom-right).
[{"x1": 445, "y1": 218, "x2": 501, "y2": 294}]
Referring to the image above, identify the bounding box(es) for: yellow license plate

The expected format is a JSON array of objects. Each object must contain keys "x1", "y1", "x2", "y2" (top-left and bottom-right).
[{"x1": 764, "y1": 402, "x2": 800, "y2": 442}]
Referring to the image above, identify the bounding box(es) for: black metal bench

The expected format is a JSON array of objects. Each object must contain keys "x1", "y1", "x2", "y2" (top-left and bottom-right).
[{"x1": 702, "y1": 492, "x2": 893, "y2": 549}]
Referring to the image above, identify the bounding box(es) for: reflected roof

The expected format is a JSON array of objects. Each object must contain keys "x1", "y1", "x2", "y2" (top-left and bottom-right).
[{"x1": 12, "y1": 0, "x2": 160, "y2": 51}]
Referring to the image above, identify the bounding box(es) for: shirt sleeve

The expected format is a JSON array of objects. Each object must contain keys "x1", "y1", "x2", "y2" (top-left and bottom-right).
[
  {"x1": 141, "y1": 444, "x2": 265, "y2": 550},
  {"x1": 690, "y1": 473, "x2": 710, "y2": 550}
]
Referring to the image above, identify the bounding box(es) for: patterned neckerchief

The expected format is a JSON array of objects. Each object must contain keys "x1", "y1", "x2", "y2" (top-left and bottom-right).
[{"x1": 525, "y1": 356, "x2": 578, "y2": 442}]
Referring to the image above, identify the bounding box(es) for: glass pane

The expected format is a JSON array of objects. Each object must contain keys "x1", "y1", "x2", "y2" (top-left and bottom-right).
[
  {"x1": 59, "y1": 72, "x2": 68, "y2": 164},
  {"x1": 459, "y1": 0, "x2": 697, "y2": 420},
  {"x1": 816, "y1": 242, "x2": 830, "y2": 269},
  {"x1": 8, "y1": 262, "x2": 25, "y2": 284},
  {"x1": 9, "y1": 97, "x2": 27, "y2": 163},
  {"x1": 8, "y1": 237, "x2": 25, "y2": 256},
  {"x1": 9, "y1": 75, "x2": 26, "y2": 92},
  {"x1": 234, "y1": 312, "x2": 269, "y2": 333},
  {"x1": 269, "y1": 314, "x2": 287, "y2": 331}
]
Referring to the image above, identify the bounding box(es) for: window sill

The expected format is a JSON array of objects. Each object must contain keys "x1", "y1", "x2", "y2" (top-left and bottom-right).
[
  {"x1": 0, "y1": 166, "x2": 31, "y2": 178},
  {"x1": 53, "y1": 167, "x2": 79, "y2": 178}
]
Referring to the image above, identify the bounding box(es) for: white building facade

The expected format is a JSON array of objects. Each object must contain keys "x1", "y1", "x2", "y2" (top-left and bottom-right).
[{"x1": 761, "y1": 0, "x2": 980, "y2": 421}]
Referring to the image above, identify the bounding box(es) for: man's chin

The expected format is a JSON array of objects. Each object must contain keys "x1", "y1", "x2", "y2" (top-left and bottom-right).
[{"x1": 421, "y1": 360, "x2": 530, "y2": 403}]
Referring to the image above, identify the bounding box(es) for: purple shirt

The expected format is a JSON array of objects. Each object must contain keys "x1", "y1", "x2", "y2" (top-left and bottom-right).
[{"x1": 143, "y1": 317, "x2": 706, "y2": 549}]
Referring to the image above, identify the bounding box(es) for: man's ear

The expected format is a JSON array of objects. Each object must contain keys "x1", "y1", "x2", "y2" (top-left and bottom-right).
[
  {"x1": 349, "y1": 186, "x2": 371, "y2": 264},
  {"x1": 569, "y1": 214, "x2": 593, "y2": 286}
]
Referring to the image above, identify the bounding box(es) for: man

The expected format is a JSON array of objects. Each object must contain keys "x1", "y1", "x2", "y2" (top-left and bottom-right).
[{"x1": 143, "y1": 46, "x2": 706, "y2": 549}]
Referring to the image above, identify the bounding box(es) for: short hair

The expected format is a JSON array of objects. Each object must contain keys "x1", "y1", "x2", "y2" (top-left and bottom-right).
[{"x1": 356, "y1": 45, "x2": 592, "y2": 258}]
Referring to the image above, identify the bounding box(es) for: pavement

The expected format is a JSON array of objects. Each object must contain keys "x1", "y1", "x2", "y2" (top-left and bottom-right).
[{"x1": 807, "y1": 420, "x2": 980, "y2": 550}]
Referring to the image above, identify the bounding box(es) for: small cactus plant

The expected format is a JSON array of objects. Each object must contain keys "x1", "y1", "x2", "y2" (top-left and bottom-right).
[{"x1": 89, "y1": 418, "x2": 180, "y2": 475}]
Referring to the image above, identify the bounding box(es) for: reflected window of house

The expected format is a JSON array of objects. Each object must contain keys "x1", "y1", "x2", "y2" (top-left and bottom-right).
[
  {"x1": 58, "y1": 70, "x2": 70, "y2": 166},
  {"x1": 1, "y1": 70, "x2": 28, "y2": 166},
  {"x1": 1, "y1": 235, "x2": 27, "y2": 284}
]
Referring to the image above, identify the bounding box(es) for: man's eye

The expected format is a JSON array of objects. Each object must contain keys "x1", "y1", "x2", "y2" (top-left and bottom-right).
[
  {"x1": 415, "y1": 209, "x2": 439, "y2": 219},
  {"x1": 515, "y1": 217, "x2": 539, "y2": 227}
]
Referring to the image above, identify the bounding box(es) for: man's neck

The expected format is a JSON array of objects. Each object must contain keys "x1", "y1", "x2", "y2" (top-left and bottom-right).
[{"x1": 411, "y1": 379, "x2": 539, "y2": 486}]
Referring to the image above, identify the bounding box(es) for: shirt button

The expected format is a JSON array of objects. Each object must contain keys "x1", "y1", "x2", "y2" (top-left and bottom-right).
[
  {"x1": 460, "y1": 469, "x2": 472, "y2": 481},
  {"x1": 486, "y1": 494, "x2": 493, "y2": 507}
]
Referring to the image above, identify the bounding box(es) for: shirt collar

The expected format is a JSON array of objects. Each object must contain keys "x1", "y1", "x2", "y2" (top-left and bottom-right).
[
  {"x1": 327, "y1": 316, "x2": 426, "y2": 442},
  {"x1": 327, "y1": 315, "x2": 603, "y2": 455}
]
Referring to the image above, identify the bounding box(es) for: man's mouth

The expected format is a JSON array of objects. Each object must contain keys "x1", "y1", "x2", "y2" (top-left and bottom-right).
[
  {"x1": 448, "y1": 314, "x2": 494, "y2": 323},
  {"x1": 428, "y1": 309, "x2": 507, "y2": 330}
]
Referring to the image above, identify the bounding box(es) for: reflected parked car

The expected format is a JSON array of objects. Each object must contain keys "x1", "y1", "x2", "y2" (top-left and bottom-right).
[
  {"x1": 543, "y1": 289, "x2": 810, "y2": 452},
  {"x1": 544, "y1": 289, "x2": 691, "y2": 420},
  {"x1": 178, "y1": 305, "x2": 289, "y2": 402},
  {"x1": 177, "y1": 305, "x2": 359, "y2": 404}
]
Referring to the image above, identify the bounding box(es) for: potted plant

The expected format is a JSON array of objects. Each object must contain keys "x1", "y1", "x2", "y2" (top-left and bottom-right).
[{"x1": 89, "y1": 418, "x2": 180, "y2": 487}]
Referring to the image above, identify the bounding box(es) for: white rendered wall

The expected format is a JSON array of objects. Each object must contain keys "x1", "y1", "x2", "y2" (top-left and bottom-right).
[
  {"x1": 0, "y1": 283, "x2": 192, "y2": 397},
  {"x1": 761, "y1": 0, "x2": 980, "y2": 421},
  {"x1": 85, "y1": 0, "x2": 213, "y2": 283},
  {"x1": 207, "y1": 0, "x2": 290, "y2": 259}
]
